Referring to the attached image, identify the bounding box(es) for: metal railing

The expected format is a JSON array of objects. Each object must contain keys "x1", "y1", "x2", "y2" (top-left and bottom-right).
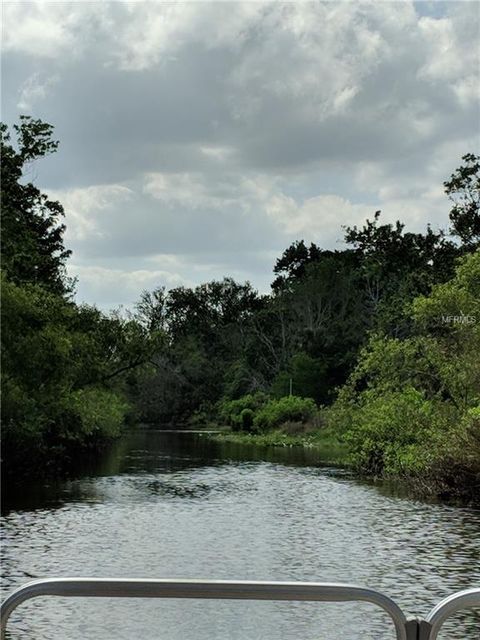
[
  {"x1": 0, "y1": 578, "x2": 478, "y2": 640},
  {"x1": 422, "y1": 588, "x2": 480, "y2": 640}
]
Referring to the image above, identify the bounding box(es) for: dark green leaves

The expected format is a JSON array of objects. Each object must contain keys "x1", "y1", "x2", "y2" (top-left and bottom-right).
[{"x1": 444, "y1": 153, "x2": 480, "y2": 247}]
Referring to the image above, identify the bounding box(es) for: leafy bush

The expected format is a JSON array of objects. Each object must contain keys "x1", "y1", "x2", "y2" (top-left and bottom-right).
[
  {"x1": 1, "y1": 275, "x2": 140, "y2": 476},
  {"x1": 70, "y1": 388, "x2": 129, "y2": 439},
  {"x1": 240, "y1": 408, "x2": 254, "y2": 430},
  {"x1": 253, "y1": 396, "x2": 318, "y2": 432},
  {"x1": 217, "y1": 392, "x2": 269, "y2": 431},
  {"x1": 424, "y1": 405, "x2": 480, "y2": 499},
  {"x1": 342, "y1": 387, "x2": 452, "y2": 476}
]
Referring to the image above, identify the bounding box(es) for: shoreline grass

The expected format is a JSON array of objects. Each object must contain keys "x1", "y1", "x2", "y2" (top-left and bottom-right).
[{"x1": 208, "y1": 426, "x2": 350, "y2": 467}]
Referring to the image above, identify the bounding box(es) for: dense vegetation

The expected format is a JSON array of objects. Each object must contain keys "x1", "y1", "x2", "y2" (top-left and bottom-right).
[
  {"x1": 329, "y1": 251, "x2": 480, "y2": 498},
  {"x1": 1, "y1": 118, "x2": 158, "y2": 476},
  {"x1": 2, "y1": 117, "x2": 479, "y2": 500}
]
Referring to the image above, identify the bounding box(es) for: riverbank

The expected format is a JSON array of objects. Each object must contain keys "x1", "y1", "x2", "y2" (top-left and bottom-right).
[{"x1": 207, "y1": 425, "x2": 349, "y2": 467}]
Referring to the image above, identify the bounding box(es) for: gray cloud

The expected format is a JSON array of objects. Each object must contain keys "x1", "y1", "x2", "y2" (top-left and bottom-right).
[{"x1": 2, "y1": 1, "x2": 479, "y2": 308}]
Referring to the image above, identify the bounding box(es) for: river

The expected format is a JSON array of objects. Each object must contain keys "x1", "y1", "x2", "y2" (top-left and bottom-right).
[{"x1": 1, "y1": 429, "x2": 479, "y2": 639}]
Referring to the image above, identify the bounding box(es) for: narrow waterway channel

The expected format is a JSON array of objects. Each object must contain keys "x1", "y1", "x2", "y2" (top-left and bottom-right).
[{"x1": 1, "y1": 429, "x2": 479, "y2": 639}]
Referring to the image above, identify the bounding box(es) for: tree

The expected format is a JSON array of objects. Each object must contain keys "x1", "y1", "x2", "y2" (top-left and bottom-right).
[
  {"x1": 344, "y1": 212, "x2": 458, "y2": 295},
  {"x1": 1, "y1": 118, "x2": 161, "y2": 476},
  {"x1": 344, "y1": 212, "x2": 459, "y2": 334},
  {"x1": 271, "y1": 353, "x2": 327, "y2": 404},
  {"x1": 328, "y1": 252, "x2": 480, "y2": 498},
  {"x1": 444, "y1": 153, "x2": 480, "y2": 248},
  {"x1": 273, "y1": 256, "x2": 367, "y2": 395},
  {"x1": 1, "y1": 116, "x2": 72, "y2": 294},
  {"x1": 135, "y1": 287, "x2": 168, "y2": 333},
  {"x1": 131, "y1": 279, "x2": 263, "y2": 422},
  {"x1": 272, "y1": 240, "x2": 323, "y2": 289}
]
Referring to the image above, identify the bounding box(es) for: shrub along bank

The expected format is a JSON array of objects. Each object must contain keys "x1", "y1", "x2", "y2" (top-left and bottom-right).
[{"x1": 213, "y1": 393, "x2": 348, "y2": 466}]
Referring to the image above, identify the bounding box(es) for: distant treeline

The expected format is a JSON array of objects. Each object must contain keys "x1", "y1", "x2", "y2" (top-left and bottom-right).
[{"x1": 1, "y1": 118, "x2": 479, "y2": 500}]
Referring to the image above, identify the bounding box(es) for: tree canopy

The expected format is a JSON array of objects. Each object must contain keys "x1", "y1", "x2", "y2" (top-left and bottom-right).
[
  {"x1": 444, "y1": 153, "x2": 480, "y2": 248},
  {"x1": 1, "y1": 118, "x2": 156, "y2": 477},
  {"x1": 1, "y1": 117, "x2": 72, "y2": 294}
]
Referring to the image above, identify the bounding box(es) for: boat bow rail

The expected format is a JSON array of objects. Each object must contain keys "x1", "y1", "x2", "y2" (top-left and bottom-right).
[{"x1": 0, "y1": 578, "x2": 478, "y2": 640}]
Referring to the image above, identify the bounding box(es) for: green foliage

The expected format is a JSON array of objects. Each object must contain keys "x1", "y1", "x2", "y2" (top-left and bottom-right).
[
  {"x1": 420, "y1": 404, "x2": 480, "y2": 498},
  {"x1": 212, "y1": 424, "x2": 348, "y2": 465},
  {"x1": 253, "y1": 396, "x2": 318, "y2": 432},
  {"x1": 444, "y1": 153, "x2": 480, "y2": 247},
  {"x1": 223, "y1": 359, "x2": 261, "y2": 399},
  {"x1": 342, "y1": 387, "x2": 448, "y2": 476},
  {"x1": 217, "y1": 393, "x2": 269, "y2": 431},
  {"x1": 411, "y1": 252, "x2": 480, "y2": 409},
  {"x1": 455, "y1": 406, "x2": 480, "y2": 472},
  {"x1": 344, "y1": 211, "x2": 459, "y2": 334},
  {"x1": 0, "y1": 277, "x2": 135, "y2": 473},
  {"x1": 272, "y1": 240, "x2": 323, "y2": 289},
  {"x1": 216, "y1": 393, "x2": 318, "y2": 433},
  {"x1": 412, "y1": 251, "x2": 480, "y2": 328},
  {"x1": 328, "y1": 252, "x2": 480, "y2": 499},
  {"x1": 133, "y1": 279, "x2": 264, "y2": 423},
  {"x1": 0, "y1": 117, "x2": 72, "y2": 294},
  {"x1": 240, "y1": 408, "x2": 255, "y2": 430},
  {"x1": 267, "y1": 212, "x2": 459, "y2": 404},
  {"x1": 271, "y1": 353, "x2": 327, "y2": 403},
  {"x1": 70, "y1": 389, "x2": 128, "y2": 439},
  {"x1": 133, "y1": 156, "x2": 469, "y2": 427},
  {"x1": 0, "y1": 118, "x2": 158, "y2": 477}
]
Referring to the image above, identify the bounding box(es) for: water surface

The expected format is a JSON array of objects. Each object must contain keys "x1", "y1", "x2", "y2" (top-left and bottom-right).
[{"x1": 1, "y1": 430, "x2": 479, "y2": 639}]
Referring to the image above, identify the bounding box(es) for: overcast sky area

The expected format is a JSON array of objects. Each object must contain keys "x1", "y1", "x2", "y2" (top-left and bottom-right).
[{"x1": 2, "y1": 1, "x2": 480, "y2": 310}]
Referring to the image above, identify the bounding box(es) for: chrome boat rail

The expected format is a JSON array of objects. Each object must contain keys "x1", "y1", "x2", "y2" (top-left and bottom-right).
[
  {"x1": 0, "y1": 578, "x2": 478, "y2": 640},
  {"x1": 421, "y1": 588, "x2": 480, "y2": 640}
]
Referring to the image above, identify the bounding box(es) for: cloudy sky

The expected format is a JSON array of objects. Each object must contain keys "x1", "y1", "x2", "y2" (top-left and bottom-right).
[{"x1": 3, "y1": 1, "x2": 479, "y2": 309}]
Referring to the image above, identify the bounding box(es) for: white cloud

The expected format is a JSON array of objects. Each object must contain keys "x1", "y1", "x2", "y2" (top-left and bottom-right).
[
  {"x1": 265, "y1": 193, "x2": 374, "y2": 241},
  {"x1": 2, "y1": 2, "x2": 96, "y2": 59},
  {"x1": 69, "y1": 263, "x2": 190, "y2": 310},
  {"x1": 109, "y1": 2, "x2": 264, "y2": 71},
  {"x1": 143, "y1": 170, "x2": 280, "y2": 212},
  {"x1": 417, "y1": 7, "x2": 480, "y2": 109},
  {"x1": 53, "y1": 184, "x2": 134, "y2": 241},
  {"x1": 200, "y1": 146, "x2": 235, "y2": 161},
  {"x1": 143, "y1": 172, "x2": 222, "y2": 208}
]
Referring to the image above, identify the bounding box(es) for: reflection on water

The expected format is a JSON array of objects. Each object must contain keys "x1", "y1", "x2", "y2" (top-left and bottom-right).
[{"x1": 1, "y1": 429, "x2": 479, "y2": 639}]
